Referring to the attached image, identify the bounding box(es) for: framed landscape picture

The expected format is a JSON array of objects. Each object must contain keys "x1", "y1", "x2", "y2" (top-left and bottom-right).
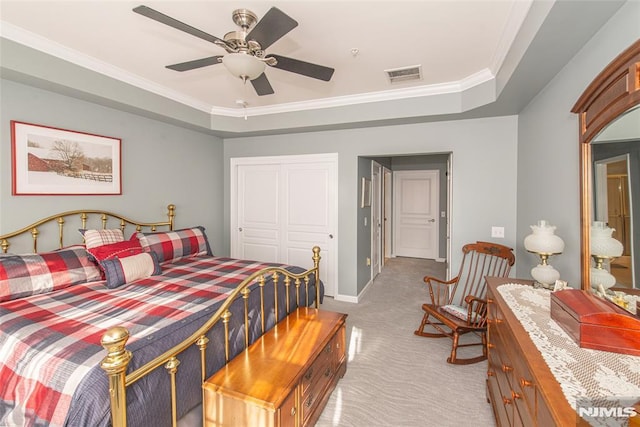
[{"x1": 11, "y1": 121, "x2": 121, "y2": 195}]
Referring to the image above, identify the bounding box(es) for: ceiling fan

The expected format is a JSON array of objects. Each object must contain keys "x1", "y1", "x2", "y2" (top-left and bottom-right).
[{"x1": 133, "y1": 5, "x2": 335, "y2": 96}]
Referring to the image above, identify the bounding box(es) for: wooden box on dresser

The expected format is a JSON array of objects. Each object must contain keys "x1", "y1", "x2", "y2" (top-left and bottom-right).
[
  {"x1": 203, "y1": 308, "x2": 347, "y2": 427},
  {"x1": 485, "y1": 277, "x2": 588, "y2": 427}
]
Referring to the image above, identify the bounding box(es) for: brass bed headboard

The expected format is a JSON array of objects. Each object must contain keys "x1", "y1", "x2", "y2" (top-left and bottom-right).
[{"x1": 0, "y1": 204, "x2": 175, "y2": 253}]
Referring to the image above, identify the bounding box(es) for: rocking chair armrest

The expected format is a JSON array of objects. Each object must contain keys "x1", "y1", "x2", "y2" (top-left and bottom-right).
[
  {"x1": 424, "y1": 275, "x2": 460, "y2": 306},
  {"x1": 464, "y1": 295, "x2": 488, "y2": 327},
  {"x1": 424, "y1": 275, "x2": 458, "y2": 286},
  {"x1": 464, "y1": 295, "x2": 486, "y2": 305}
]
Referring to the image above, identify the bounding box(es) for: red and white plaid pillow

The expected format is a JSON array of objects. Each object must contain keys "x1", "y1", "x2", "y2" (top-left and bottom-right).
[
  {"x1": 0, "y1": 247, "x2": 102, "y2": 302},
  {"x1": 136, "y1": 226, "x2": 211, "y2": 264}
]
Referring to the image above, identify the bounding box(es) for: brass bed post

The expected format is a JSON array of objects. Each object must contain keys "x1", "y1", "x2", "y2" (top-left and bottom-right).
[
  {"x1": 241, "y1": 288, "x2": 251, "y2": 348},
  {"x1": 164, "y1": 357, "x2": 180, "y2": 427},
  {"x1": 272, "y1": 271, "x2": 279, "y2": 321},
  {"x1": 167, "y1": 204, "x2": 175, "y2": 230},
  {"x1": 196, "y1": 335, "x2": 209, "y2": 426},
  {"x1": 56, "y1": 217, "x2": 64, "y2": 249},
  {"x1": 284, "y1": 276, "x2": 291, "y2": 314},
  {"x1": 313, "y1": 246, "x2": 321, "y2": 308},
  {"x1": 30, "y1": 228, "x2": 39, "y2": 253},
  {"x1": 100, "y1": 327, "x2": 132, "y2": 427}
]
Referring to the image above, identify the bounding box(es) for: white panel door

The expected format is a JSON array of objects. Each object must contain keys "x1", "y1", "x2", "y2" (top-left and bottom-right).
[
  {"x1": 393, "y1": 170, "x2": 439, "y2": 259},
  {"x1": 282, "y1": 161, "x2": 336, "y2": 296},
  {"x1": 231, "y1": 154, "x2": 338, "y2": 297},
  {"x1": 236, "y1": 164, "x2": 280, "y2": 262}
]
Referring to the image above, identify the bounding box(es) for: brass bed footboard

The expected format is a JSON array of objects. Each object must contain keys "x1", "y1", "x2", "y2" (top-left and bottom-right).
[{"x1": 101, "y1": 247, "x2": 322, "y2": 427}]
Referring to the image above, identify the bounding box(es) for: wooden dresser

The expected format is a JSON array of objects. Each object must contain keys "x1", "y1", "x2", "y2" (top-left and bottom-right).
[
  {"x1": 203, "y1": 307, "x2": 347, "y2": 427},
  {"x1": 486, "y1": 277, "x2": 584, "y2": 427}
]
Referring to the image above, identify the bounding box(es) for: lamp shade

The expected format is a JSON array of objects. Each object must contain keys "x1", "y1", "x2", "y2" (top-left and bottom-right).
[
  {"x1": 590, "y1": 221, "x2": 623, "y2": 257},
  {"x1": 222, "y1": 53, "x2": 265, "y2": 80},
  {"x1": 523, "y1": 220, "x2": 565, "y2": 254}
]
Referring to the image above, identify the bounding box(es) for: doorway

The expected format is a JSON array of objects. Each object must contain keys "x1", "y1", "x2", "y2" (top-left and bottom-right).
[
  {"x1": 393, "y1": 170, "x2": 439, "y2": 259},
  {"x1": 594, "y1": 154, "x2": 634, "y2": 287}
]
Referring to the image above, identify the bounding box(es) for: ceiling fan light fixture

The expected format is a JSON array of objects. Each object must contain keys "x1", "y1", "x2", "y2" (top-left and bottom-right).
[{"x1": 222, "y1": 52, "x2": 265, "y2": 80}]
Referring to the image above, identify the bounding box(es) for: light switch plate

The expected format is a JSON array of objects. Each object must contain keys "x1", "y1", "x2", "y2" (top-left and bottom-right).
[{"x1": 491, "y1": 226, "x2": 505, "y2": 238}]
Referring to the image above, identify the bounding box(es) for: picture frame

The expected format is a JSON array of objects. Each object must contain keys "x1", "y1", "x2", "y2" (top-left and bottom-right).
[
  {"x1": 11, "y1": 121, "x2": 122, "y2": 195},
  {"x1": 361, "y1": 177, "x2": 371, "y2": 208}
]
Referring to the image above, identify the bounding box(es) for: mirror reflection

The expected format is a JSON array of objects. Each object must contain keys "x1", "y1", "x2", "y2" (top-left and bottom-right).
[{"x1": 591, "y1": 105, "x2": 640, "y2": 289}]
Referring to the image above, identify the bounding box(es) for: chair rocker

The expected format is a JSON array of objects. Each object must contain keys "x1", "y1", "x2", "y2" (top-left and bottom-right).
[{"x1": 414, "y1": 241, "x2": 515, "y2": 364}]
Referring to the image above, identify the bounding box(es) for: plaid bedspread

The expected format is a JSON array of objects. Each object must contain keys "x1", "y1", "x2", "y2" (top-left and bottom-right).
[{"x1": 0, "y1": 255, "x2": 315, "y2": 427}]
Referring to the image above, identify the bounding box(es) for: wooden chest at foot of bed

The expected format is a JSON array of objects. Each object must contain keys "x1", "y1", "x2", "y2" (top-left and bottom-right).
[
  {"x1": 550, "y1": 289, "x2": 640, "y2": 356},
  {"x1": 203, "y1": 307, "x2": 347, "y2": 427}
]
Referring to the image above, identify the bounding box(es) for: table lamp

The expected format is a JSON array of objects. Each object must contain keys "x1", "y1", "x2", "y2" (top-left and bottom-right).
[
  {"x1": 590, "y1": 221, "x2": 624, "y2": 289},
  {"x1": 524, "y1": 220, "x2": 565, "y2": 288}
]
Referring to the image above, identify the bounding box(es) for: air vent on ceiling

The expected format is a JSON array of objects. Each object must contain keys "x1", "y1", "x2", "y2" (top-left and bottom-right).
[{"x1": 385, "y1": 65, "x2": 422, "y2": 84}]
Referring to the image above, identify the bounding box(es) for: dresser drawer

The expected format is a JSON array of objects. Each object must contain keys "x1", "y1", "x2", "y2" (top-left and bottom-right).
[
  {"x1": 279, "y1": 389, "x2": 297, "y2": 427},
  {"x1": 301, "y1": 340, "x2": 333, "y2": 396}
]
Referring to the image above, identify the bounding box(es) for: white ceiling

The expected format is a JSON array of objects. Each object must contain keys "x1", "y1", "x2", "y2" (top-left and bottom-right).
[
  {"x1": 0, "y1": 1, "x2": 526, "y2": 110},
  {"x1": 0, "y1": 1, "x2": 627, "y2": 136}
]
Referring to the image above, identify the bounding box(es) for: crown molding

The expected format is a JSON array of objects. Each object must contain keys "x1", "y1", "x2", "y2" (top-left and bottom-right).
[
  {"x1": 2, "y1": 20, "x2": 496, "y2": 120},
  {"x1": 0, "y1": 21, "x2": 213, "y2": 113},
  {"x1": 212, "y1": 69, "x2": 496, "y2": 118}
]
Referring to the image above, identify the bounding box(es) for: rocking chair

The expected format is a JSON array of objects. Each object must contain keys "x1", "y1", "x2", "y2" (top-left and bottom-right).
[{"x1": 414, "y1": 241, "x2": 515, "y2": 364}]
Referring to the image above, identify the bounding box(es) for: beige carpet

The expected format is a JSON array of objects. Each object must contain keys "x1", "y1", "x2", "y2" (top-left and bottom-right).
[{"x1": 316, "y1": 257, "x2": 496, "y2": 427}]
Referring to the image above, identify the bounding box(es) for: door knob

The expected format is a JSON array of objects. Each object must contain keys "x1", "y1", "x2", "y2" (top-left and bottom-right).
[
  {"x1": 329, "y1": 234, "x2": 334, "y2": 239},
  {"x1": 428, "y1": 219, "x2": 435, "y2": 223},
  {"x1": 238, "y1": 227, "x2": 243, "y2": 232}
]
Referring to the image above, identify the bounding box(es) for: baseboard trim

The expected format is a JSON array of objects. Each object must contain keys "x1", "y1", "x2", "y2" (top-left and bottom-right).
[{"x1": 332, "y1": 277, "x2": 375, "y2": 304}]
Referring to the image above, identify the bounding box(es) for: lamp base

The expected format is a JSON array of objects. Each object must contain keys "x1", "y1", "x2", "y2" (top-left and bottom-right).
[{"x1": 531, "y1": 263, "x2": 560, "y2": 289}]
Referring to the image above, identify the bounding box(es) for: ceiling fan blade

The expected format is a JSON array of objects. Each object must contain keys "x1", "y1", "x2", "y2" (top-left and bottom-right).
[
  {"x1": 247, "y1": 7, "x2": 298, "y2": 50},
  {"x1": 133, "y1": 5, "x2": 226, "y2": 46},
  {"x1": 250, "y1": 73, "x2": 275, "y2": 96},
  {"x1": 266, "y1": 55, "x2": 334, "y2": 81},
  {"x1": 166, "y1": 56, "x2": 223, "y2": 72}
]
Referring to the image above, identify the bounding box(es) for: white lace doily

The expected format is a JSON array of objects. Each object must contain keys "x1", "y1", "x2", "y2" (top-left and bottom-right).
[{"x1": 497, "y1": 284, "x2": 640, "y2": 427}]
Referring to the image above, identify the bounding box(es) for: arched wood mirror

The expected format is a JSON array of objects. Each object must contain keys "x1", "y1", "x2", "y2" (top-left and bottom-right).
[{"x1": 572, "y1": 39, "x2": 640, "y2": 291}]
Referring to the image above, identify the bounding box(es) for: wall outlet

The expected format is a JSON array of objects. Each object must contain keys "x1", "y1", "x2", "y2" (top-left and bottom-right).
[{"x1": 491, "y1": 226, "x2": 505, "y2": 238}]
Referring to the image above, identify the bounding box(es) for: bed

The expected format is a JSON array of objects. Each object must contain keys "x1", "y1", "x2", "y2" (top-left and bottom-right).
[{"x1": 0, "y1": 205, "x2": 324, "y2": 427}]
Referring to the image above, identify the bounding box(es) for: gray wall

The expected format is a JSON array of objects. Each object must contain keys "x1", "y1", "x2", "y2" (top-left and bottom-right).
[
  {"x1": 224, "y1": 116, "x2": 518, "y2": 298},
  {"x1": 516, "y1": 0, "x2": 640, "y2": 287},
  {"x1": 0, "y1": 79, "x2": 225, "y2": 253}
]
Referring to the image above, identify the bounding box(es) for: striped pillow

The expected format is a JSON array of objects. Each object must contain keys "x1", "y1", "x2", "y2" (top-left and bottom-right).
[
  {"x1": 82, "y1": 229, "x2": 124, "y2": 249},
  {"x1": 136, "y1": 226, "x2": 211, "y2": 264},
  {"x1": 0, "y1": 247, "x2": 102, "y2": 302},
  {"x1": 101, "y1": 252, "x2": 162, "y2": 289}
]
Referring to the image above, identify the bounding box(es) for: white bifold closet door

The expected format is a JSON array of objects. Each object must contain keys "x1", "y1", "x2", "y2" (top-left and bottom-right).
[{"x1": 231, "y1": 154, "x2": 338, "y2": 296}]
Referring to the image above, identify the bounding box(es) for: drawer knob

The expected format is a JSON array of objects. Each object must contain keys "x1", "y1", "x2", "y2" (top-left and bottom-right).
[
  {"x1": 487, "y1": 343, "x2": 495, "y2": 349},
  {"x1": 511, "y1": 391, "x2": 521, "y2": 400},
  {"x1": 520, "y1": 378, "x2": 533, "y2": 388},
  {"x1": 290, "y1": 407, "x2": 297, "y2": 416},
  {"x1": 502, "y1": 396, "x2": 512, "y2": 405},
  {"x1": 304, "y1": 368, "x2": 313, "y2": 381},
  {"x1": 305, "y1": 395, "x2": 314, "y2": 408},
  {"x1": 487, "y1": 298, "x2": 494, "y2": 304},
  {"x1": 501, "y1": 364, "x2": 513, "y2": 373},
  {"x1": 487, "y1": 370, "x2": 495, "y2": 377}
]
